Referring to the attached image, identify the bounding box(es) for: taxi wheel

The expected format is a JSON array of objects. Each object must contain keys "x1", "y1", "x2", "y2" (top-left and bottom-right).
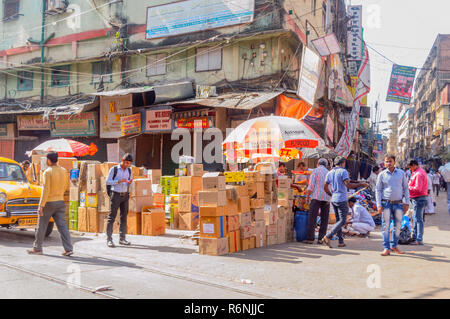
[{"x1": 45, "y1": 222, "x2": 54, "y2": 237}]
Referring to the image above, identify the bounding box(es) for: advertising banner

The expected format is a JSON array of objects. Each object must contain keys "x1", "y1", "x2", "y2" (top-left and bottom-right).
[
  {"x1": 386, "y1": 64, "x2": 417, "y2": 104},
  {"x1": 175, "y1": 117, "x2": 212, "y2": 129},
  {"x1": 49, "y1": 112, "x2": 97, "y2": 137},
  {"x1": 142, "y1": 107, "x2": 173, "y2": 133},
  {"x1": 100, "y1": 94, "x2": 133, "y2": 139},
  {"x1": 297, "y1": 46, "x2": 322, "y2": 106},
  {"x1": 121, "y1": 113, "x2": 141, "y2": 136},
  {"x1": 17, "y1": 115, "x2": 49, "y2": 131},
  {"x1": 347, "y1": 5, "x2": 362, "y2": 61},
  {"x1": 326, "y1": 113, "x2": 334, "y2": 142},
  {"x1": 146, "y1": 0, "x2": 254, "y2": 39},
  {"x1": 329, "y1": 54, "x2": 353, "y2": 107}
]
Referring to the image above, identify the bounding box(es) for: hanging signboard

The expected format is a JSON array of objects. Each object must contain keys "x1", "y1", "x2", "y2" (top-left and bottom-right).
[
  {"x1": 141, "y1": 107, "x2": 173, "y2": 133},
  {"x1": 386, "y1": 64, "x2": 417, "y2": 104},
  {"x1": 175, "y1": 117, "x2": 213, "y2": 129},
  {"x1": 297, "y1": 46, "x2": 321, "y2": 106},
  {"x1": 146, "y1": 0, "x2": 255, "y2": 40},
  {"x1": 49, "y1": 112, "x2": 97, "y2": 137},
  {"x1": 329, "y1": 54, "x2": 353, "y2": 107},
  {"x1": 347, "y1": 5, "x2": 362, "y2": 61},
  {"x1": 17, "y1": 115, "x2": 49, "y2": 131},
  {"x1": 326, "y1": 114, "x2": 334, "y2": 142},
  {"x1": 121, "y1": 113, "x2": 141, "y2": 136},
  {"x1": 100, "y1": 94, "x2": 133, "y2": 139}
]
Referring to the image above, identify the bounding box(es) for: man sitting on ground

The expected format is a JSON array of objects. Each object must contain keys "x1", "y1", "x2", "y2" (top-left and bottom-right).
[{"x1": 345, "y1": 197, "x2": 376, "y2": 237}]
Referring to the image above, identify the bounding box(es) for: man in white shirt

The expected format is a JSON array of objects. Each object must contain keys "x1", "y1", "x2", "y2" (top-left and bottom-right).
[
  {"x1": 347, "y1": 197, "x2": 375, "y2": 235},
  {"x1": 367, "y1": 166, "x2": 380, "y2": 191},
  {"x1": 432, "y1": 171, "x2": 440, "y2": 197},
  {"x1": 439, "y1": 163, "x2": 450, "y2": 215}
]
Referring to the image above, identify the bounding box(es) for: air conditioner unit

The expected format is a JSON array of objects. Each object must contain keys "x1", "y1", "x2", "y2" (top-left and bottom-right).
[{"x1": 48, "y1": 0, "x2": 67, "y2": 11}]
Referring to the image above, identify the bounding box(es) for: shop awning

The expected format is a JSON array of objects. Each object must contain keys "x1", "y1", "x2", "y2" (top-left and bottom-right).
[
  {"x1": 169, "y1": 91, "x2": 285, "y2": 110},
  {"x1": 0, "y1": 97, "x2": 97, "y2": 115}
]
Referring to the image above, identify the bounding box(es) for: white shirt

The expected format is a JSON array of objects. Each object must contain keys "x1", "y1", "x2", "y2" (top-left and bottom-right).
[
  {"x1": 351, "y1": 203, "x2": 375, "y2": 228},
  {"x1": 439, "y1": 163, "x2": 450, "y2": 182},
  {"x1": 367, "y1": 172, "x2": 378, "y2": 190},
  {"x1": 432, "y1": 173, "x2": 440, "y2": 185}
]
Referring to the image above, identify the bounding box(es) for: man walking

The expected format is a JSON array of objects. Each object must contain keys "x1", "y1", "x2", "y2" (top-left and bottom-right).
[
  {"x1": 375, "y1": 155, "x2": 410, "y2": 256},
  {"x1": 432, "y1": 171, "x2": 440, "y2": 197},
  {"x1": 322, "y1": 156, "x2": 368, "y2": 248},
  {"x1": 27, "y1": 152, "x2": 73, "y2": 256},
  {"x1": 304, "y1": 158, "x2": 331, "y2": 244},
  {"x1": 105, "y1": 153, "x2": 134, "y2": 248},
  {"x1": 408, "y1": 160, "x2": 428, "y2": 245},
  {"x1": 439, "y1": 163, "x2": 450, "y2": 215}
]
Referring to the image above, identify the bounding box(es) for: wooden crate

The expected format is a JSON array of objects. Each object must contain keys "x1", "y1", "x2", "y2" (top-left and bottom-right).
[{"x1": 127, "y1": 212, "x2": 142, "y2": 235}]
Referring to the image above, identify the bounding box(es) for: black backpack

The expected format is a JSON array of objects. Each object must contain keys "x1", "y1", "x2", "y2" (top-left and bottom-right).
[{"x1": 106, "y1": 166, "x2": 132, "y2": 197}]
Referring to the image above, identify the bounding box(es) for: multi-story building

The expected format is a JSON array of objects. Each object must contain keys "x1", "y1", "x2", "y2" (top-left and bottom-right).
[
  {"x1": 397, "y1": 103, "x2": 413, "y2": 166},
  {"x1": 412, "y1": 34, "x2": 450, "y2": 167},
  {"x1": 387, "y1": 112, "x2": 398, "y2": 155}
]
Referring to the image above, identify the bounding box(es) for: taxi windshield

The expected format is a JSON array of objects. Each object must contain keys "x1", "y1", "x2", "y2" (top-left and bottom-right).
[{"x1": 0, "y1": 163, "x2": 27, "y2": 182}]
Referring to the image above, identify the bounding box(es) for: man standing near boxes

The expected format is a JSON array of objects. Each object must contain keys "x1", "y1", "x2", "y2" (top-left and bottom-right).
[
  {"x1": 28, "y1": 152, "x2": 73, "y2": 256},
  {"x1": 105, "y1": 153, "x2": 133, "y2": 248}
]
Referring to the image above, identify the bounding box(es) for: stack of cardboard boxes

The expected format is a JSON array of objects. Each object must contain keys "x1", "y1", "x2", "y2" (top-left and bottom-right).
[
  {"x1": 178, "y1": 164, "x2": 203, "y2": 230},
  {"x1": 278, "y1": 176, "x2": 295, "y2": 242}
]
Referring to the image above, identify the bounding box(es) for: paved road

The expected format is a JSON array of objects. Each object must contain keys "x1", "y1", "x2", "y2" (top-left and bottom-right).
[{"x1": 1, "y1": 196, "x2": 449, "y2": 299}]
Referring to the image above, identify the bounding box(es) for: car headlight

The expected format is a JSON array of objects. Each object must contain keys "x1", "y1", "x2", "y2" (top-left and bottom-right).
[{"x1": 0, "y1": 193, "x2": 6, "y2": 204}]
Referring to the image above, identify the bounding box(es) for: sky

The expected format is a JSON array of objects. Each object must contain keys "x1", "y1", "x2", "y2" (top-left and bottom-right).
[{"x1": 346, "y1": 0, "x2": 450, "y2": 133}]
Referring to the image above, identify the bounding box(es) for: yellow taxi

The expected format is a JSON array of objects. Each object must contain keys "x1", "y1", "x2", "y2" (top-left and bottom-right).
[{"x1": 0, "y1": 157, "x2": 53, "y2": 237}]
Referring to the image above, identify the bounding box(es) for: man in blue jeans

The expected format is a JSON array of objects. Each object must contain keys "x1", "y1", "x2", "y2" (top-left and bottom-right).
[
  {"x1": 322, "y1": 156, "x2": 369, "y2": 248},
  {"x1": 408, "y1": 160, "x2": 428, "y2": 245},
  {"x1": 376, "y1": 155, "x2": 410, "y2": 256}
]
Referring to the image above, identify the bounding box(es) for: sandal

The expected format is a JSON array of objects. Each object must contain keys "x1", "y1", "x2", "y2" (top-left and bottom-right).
[
  {"x1": 62, "y1": 251, "x2": 74, "y2": 257},
  {"x1": 27, "y1": 249, "x2": 43, "y2": 255}
]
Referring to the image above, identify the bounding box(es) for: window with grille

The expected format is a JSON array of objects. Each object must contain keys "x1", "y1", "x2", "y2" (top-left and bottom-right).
[
  {"x1": 17, "y1": 71, "x2": 33, "y2": 91},
  {"x1": 3, "y1": 0, "x2": 20, "y2": 20},
  {"x1": 51, "y1": 65, "x2": 70, "y2": 87},
  {"x1": 147, "y1": 53, "x2": 167, "y2": 77},
  {"x1": 195, "y1": 47, "x2": 222, "y2": 72},
  {"x1": 92, "y1": 61, "x2": 112, "y2": 83}
]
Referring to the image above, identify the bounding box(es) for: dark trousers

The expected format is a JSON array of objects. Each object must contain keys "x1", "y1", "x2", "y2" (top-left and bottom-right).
[
  {"x1": 306, "y1": 199, "x2": 330, "y2": 241},
  {"x1": 433, "y1": 184, "x2": 439, "y2": 197},
  {"x1": 326, "y1": 201, "x2": 349, "y2": 244},
  {"x1": 107, "y1": 192, "x2": 129, "y2": 241}
]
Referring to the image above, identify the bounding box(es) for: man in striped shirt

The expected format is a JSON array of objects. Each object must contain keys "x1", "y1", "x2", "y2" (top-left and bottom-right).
[{"x1": 304, "y1": 158, "x2": 331, "y2": 244}]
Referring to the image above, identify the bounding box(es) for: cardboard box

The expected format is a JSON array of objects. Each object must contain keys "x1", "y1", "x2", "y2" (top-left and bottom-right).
[
  {"x1": 127, "y1": 212, "x2": 142, "y2": 235},
  {"x1": 240, "y1": 224, "x2": 255, "y2": 239},
  {"x1": 278, "y1": 176, "x2": 291, "y2": 188},
  {"x1": 69, "y1": 186, "x2": 79, "y2": 202},
  {"x1": 97, "y1": 192, "x2": 110, "y2": 212},
  {"x1": 202, "y1": 172, "x2": 226, "y2": 191},
  {"x1": 278, "y1": 198, "x2": 290, "y2": 208},
  {"x1": 199, "y1": 206, "x2": 225, "y2": 217},
  {"x1": 247, "y1": 182, "x2": 264, "y2": 199},
  {"x1": 99, "y1": 177, "x2": 107, "y2": 193},
  {"x1": 198, "y1": 190, "x2": 227, "y2": 207},
  {"x1": 153, "y1": 193, "x2": 165, "y2": 207},
  {"x1": 277, "y1": 206, "x2": 286, "y2": 219},
  {"x1": 255, "y1": 231, "x2": 266, "y2": 248},
  {"x1": 78, "y1": 207, "x2": 88, "y2": 232},
  {"x1": 277, "y1": 218, "x2": 286, "y2": 244},
  {"x1": 85, "y1": 194, "x2": 98, "y2": 208},
  {"x1": 252, "y1": 208, "x2": 265, "y2": 222},
  {"x1": 98, "y1": 212, "x2": 120, "y2": 234},
  {"x1": 142, "y1": 209, "x2": 165, "y2": 236},
  {"x1": 87, "y1": 164, "x2": 102, "y2": 181},
  {"x1": 225, "y1": 200, "x2": 238, "y2": 216},
  {"x1": 266, "y1": 234, "x2": 277, "y2": 246},
  {"x1": 227, "y1": 230, "x2": 241, "y2": 253},
  {"x1": 178, "y1": 212, "x2": 199, "y2": 230},
  {"x1": 224, "y1": 171, "x2": 245, "y2": 183},
  {"x1": 200, "y1": 216, "x2": 227, "y2": 238},
  {"x1": 58, "y1": 157, "x2": 77, "y2": 171},
  {"x1": 131, "y1": 166, "x2": 141, "y2": 177},
  {"x1": 97, "y1": 162, "x2": 115, "y2": 178},
  {"x1": 86, "y1": 179, "x2": 98, "y2": 194},
  {"x1": 199, "y1": 237, "x2": 229, "y2": 256},
  {"x1": 266, "y1": 224, "x2": 277, "y2": 236},
  {"x1": 250, "y1": 198, "x2": 264, "y2": 209},
  {"x1": 237, "y1": 196, "x2": 250, "y2": 213},
  {"x1": 234, "y1": 185, "x2": 249, "y2": 198},
  {"x1": 254, "y1": 220, "x2": 265, "y2": 235},
  {"x1": 187, "y1": 164, "x2": 204, "y2": 176},
  {"x1": 239, "y1": 212, "x2": 252, "y2": 226},
  {"x1": 178, "y1": 176, "x2": 203, "y2": 195},
  {"x1": 249, "y1": 236, "x2": 256, "y2": 249},
  {"x1": 278, "y1": 188, "x2": 290, "y2": 200},
  {"x1": 87, "y1": 208, "x2": 99, "y2": 233},
  {"x1": 79, "y1": 192, "x2": 86, "y2": 207},
  {"x1": 226, "y1": 215, "x2": 240, "y2": 232},
  {"x1": 241, "y1": 238, "x2": 250, "y2": 251},
  {"x1": 244, "y1": 171, "x2": 263, "y2": 183},
  {"x1": 129, "y1": 196, "x2": 152, "y2": 213},
  {"x1": 191, "y1": 194, "x2": 199, "y2": 213},
  {"x1": 130, "y1": 178, "x2": 152, "y2": 197},
  {"x1": 178, "y1": 194, "x2": 192, "y2": 213}
]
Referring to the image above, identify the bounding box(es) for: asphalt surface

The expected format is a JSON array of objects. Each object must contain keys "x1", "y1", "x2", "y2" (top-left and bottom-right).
[{"x1": 0, "y1": 195, "x2": 449, "y2": 299}]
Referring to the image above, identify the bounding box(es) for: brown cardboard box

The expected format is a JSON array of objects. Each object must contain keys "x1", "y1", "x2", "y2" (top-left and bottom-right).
[
  {"x1": 178, "y1": 212, "x2": 199, "y2": 230},
  {"x1": 244, "y1": 171, "x2": 263, "y2": 183},
  {"x1": 87, "y1": 208, "x2": 99, "y2": 233},
  {"x1": 239, "y1": 212, "x2": 252, "y2": 226},
  {"x1": 70, "y1": 186, "x2": 79, "y2": 202},
  {"x1": 178, "y1": 176, "x2": 203, "y2": 195},
  {"x1": 58, "y1": 157, "x2": 77, "y2": 171},
  {"x1": 148, "y1": 169, "x2": 162, "y2": 185},
  {"x1": 252, "y1": 208, "x2": 265, "y2": 222},
  {"x1": 99, "y1": 177, "x2": 107, "y2": 193},
  {"x1": 198, "y1": 190, "x2": 227, "y2": 207},
  {"x1": 129, "y1": 196, "x2": 153, "y2": 213},
  {"x1": 202, "y1": 172, "x2": 226, "y2": 191},
  {"x1": 240, "y1": 224, "x2": 255, "y2": 239},
  {"x1": 278, "y1": 198, "x2": 289, "y2": 208},
  {"x1": 153, "y1": 193, "x2": 165, "y2": 207},
  {"x1": 200, "y1": 216, "x2": 227, "y2": 238},
  {"x1": 255, "y1": 231, "x2": 266, "y2": 248},
  {"x1": 127, "y1": 212, "x2": 142, "y2": 235},
  {"x1": 266, "y1": 224, "x2": 277, "y2": 236},
  {"x1": 97, "y1": 192, "x2": 110, "y2": 212},
  {"x1": 86, "y1": 179, "x2": 97, "y2": 194},
  {"x1": 225, "y1": 200, "x2": 238, "y2": 216},
  {"x1": 130, "y1": 178, "x2": 152, "y2": 197},
  {"x1": 250, "y1": 198, "x2": 264, "y2": 209},
  {"x1": 227, "y1": 230, "x2": 241, "y2": 253},
  {"x1": 98, "y1": 212, "x2": 120, "y2": 234},
  {"x1": 254, "y1": 220, "x2": 265, "y2": 235},
  {"x1": 142, "y1": 209, "x2": 166, "y2": 236},
  {"x1": 178, "y1": 194, "x2": 192, "y2": 213},
  {"x1": 187, "y1": 164, "x2": 204, "y2": 176},
  {"x1": 131, "y1": 166, "x2": 141, "y2": 177},
  {"x1": 226, "y1": 215, "x2": 240, "y2": 232},
  {"x1": 247, "y1": 182, "x2": 264, "y2": 199},
  {"x1": 277, "y1": 206, "x2": 286, "y2": 219},
  {"x1": 278, "y1": 176, "x2": 291, "y2": 188},
  {"x1": 191, "y1": 194, "x2": 199, "y2": 212},
  {"x1": 199, "y1": 206, "x2": 225, "y2": 217},
  {"x1": 99, "y1": 162, "x2": 117, "y2": 177},
  {"x1": 278, "y1": 188, "x2": 290, "y2": 200},
  {"x1": 237, "y1": 196, "x2": 250, "y2": 213},
  {"x1": 249, "y1": 236, "x2": 256, "y2": 249},
  {"x1": 78, "y1": 207, "x2": 88, "y2": 232},
  {"x1": 277, "y1": 218, "x2": 286, "y2": 244},
  {"x1": 86, "y1": 194, "x2": 98, "y2": 208},
  {"x1": 241, "y1": 238, "x2": 250, "y2": 251},
  {"x1": 87, "y1": 164, "x2": 102, "y2": 181},
  {"x1": 199, "y1": 237, "x2": 229, "y2": 256},
  {"x1": 234, "y1": 185, "x2": 249, "y2": 198},
  {"x1": 266, "y1": 234, "x2": 277, "y2": 246}
]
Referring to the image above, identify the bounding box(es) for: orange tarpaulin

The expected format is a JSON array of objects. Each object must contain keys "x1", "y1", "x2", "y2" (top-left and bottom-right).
[{"x1": 276, "y1": 95, "x2": 324, "y2": 120}]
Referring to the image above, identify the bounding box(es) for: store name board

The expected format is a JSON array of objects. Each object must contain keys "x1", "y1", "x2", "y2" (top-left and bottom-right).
[
  {"x1": 146, "y1": 0, "x2": 255, "y2": 40},
  {"x1": 175, "y1": 117, "x2": 212, "y2": 129},
  {"x1": 100, "y1": 95, "x2": 133, "y2": 139},
  {"x1": 347, "y1": 5, "x2": 362, "y2": 61},
  {"x1": 143, "y1": 108, "x2": 173, "y2": 132},
  {"x1": 17, "y1": 115, "x2": 49, "y2": 131},
  {"x1": 49, "y1": 112, "x2": 97, "y2": 137},
  {"x1": 121, "y1": 113, "x2": 141, "y2": 136}
]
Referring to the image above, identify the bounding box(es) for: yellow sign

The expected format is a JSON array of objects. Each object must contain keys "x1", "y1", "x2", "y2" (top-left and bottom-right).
[{"x1": 224, "y1": 171, "x2": 245, "y2": 183}]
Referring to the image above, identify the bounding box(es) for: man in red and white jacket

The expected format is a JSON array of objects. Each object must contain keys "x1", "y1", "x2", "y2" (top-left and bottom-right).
[{"x1": 408, "y1": 160, "x2": 428, "y2": 245}]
